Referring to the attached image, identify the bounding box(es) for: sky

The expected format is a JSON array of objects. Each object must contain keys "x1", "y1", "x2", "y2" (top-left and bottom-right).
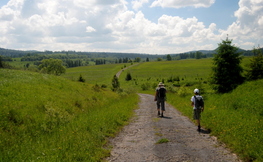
[{"x1": 0, "y1": 0, "x2": 262, "y2": 54}]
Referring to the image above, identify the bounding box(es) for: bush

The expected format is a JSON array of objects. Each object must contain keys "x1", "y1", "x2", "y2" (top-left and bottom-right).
[
  {"x1": 178, "y1": 86, "x2": 190, "y2": 97},
  {"x1": 141, "y1": 82, "x2": 151, "y2": 91},
  {"x1": 101, "y1": 84, "x2": 107, "y2": 88},
  {"x1": 125, "y1": 72, "x2": 132, "y2": 81},
  {"x1": 78, "y1": 74, "x2": 85, "y2": 82}
]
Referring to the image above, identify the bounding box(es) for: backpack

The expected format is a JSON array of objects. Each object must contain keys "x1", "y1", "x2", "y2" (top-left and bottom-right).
[
  {"x1": 158, "y1": 87, "x2": 166, "y2": 98},
  {"x1": 194, "y1": 95, "x2": 204, "y2": 109}
]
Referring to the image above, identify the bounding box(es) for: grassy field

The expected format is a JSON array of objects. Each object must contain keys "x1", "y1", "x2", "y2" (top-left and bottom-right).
[
  {"x1": 1, "y1": 56, "x2": 261, "y2": 161},
  {"x1": 61, "y1": 63, "x2": 129, "y2": 86},
  {"x1": 0, "y1": 69, "x2": 138, "y2": 161},
  {"x1": 118, "y1": 58, "x2": 213, "y2": 93}
]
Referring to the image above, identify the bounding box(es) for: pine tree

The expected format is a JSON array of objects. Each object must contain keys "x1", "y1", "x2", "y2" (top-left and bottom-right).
[
  {"x1": 125, "y1": 72, "x2": 132, "y2": 81},
  {"x1": 167, "y1": 54, "x2": 172, "y2": 61},
  {"x1": 246, "y1": 47, "x2": 263, "y2": 80},
  {"x1": 112, "y1": 75, "x2": 120, "y2": 91},
  {"x1": 210, "y1": 37, "x2": 244, "y2": 93},
  {"x1": 78, "y1": 74, "x2": 85, "y2": 82},
  {"x1": 0, "y1": 56, "x2": 3, "y2": 68}
]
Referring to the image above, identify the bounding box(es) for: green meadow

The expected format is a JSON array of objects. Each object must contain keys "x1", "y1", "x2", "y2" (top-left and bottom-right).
[
  {"x1": 61, "y1": 63, "x2": 129, "y2": 86},
  {"x1": 0, "y1": 69, "x2": 138, "y2": 161},
  {"x1": 1, "y1": 56, "x2": 262, "y2": 161}
]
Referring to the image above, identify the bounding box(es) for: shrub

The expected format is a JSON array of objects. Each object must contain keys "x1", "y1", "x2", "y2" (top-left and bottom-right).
[
  {"x1": 141, "y1": 82, "x2": 151, "y2": 91},
  {"x1": 125, "y1": 72, "x2": 132, "y2": 81},
  {"x1": 78, "y1": 74, "x2": 85, "y2": 82},
  {"x1": 178, "y1": 86, "x2": 190, "y2": 97}
]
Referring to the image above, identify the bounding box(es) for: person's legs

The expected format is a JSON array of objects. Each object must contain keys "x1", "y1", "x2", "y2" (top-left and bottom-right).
[
  {"x1": 196, "y1": 119, "x2": 201, "y2": 131},
  {"x1": 193, "y1": 109, "x2": 201, "y2": 131},
  {"x1": 157, "y1": 100, "x2": 161, "y2": 116},
  {"x1": 160, "y1": 100, "x2": 165, "y2": 117}
]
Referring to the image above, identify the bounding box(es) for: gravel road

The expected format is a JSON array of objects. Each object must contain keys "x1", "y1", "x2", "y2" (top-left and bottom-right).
[{"x1": 106, "y1": 93, "x2": 240, "y2": 162}]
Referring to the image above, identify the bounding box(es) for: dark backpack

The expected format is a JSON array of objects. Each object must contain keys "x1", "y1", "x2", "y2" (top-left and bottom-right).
[
  {"x1": 194, "y1": 96, "x2": 204, "y2": 109},
  {"x1": 158, "y1": 87, "x2": 166, "y2": 98}
]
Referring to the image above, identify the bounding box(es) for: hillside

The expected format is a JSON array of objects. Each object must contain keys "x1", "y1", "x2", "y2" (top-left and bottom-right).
[
  {"x1": 0, "y1": 69, "x2": 138, "y2": 161},
  {"x1": 1, "y1": 47, "x2": 261, "y2": 59}
]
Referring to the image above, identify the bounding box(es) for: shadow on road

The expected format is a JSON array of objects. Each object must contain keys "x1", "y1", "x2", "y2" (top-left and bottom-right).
[
  {"x1": 199, "y1": 128, "x2": 211, "y2": 134},
  {"x1": 160, "y1": 116, "x2": 172, "y2": 119}
]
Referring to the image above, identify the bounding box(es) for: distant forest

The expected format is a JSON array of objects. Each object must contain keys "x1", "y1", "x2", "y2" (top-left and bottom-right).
[{"x1": 0, "y1": 47, "x2": 262, "y2": 68}]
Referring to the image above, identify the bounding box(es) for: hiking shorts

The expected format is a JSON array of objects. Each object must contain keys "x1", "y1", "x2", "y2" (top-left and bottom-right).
[
  {"x1": 193, "y1": 109, "x2": 202, "y2": 120},
  {"x1": 157, "y1": 98, "x2": 165, "y2": 111}
]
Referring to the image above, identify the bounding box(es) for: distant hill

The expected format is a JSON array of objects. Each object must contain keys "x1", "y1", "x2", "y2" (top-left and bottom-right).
[{"x1": 0, "y1": 47, "x2": 262, "y2": 59}]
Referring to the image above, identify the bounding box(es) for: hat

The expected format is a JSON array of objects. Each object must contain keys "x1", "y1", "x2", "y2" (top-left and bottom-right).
[
  {"x1": 194, "y1": 88, "x2": 199, "y2": 94},
  {"x1": 158, "y1": 82, "x2": 164, "y2": 86}
]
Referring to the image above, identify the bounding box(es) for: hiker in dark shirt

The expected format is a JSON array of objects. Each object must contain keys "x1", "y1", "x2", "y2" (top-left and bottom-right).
[
  {"x1": 154, "y1": 82, "x2": 166, "y2": 117},
  {"x1": 191, "y1": 88, "x2": 204, "y2": 132}
]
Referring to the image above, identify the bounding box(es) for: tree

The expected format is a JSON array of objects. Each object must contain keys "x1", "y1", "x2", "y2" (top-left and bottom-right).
[
  {"x1": 167, "y1": 54, "x2": 172, "y2": 61},
  {"x1": 157, "y1": 58, "x2": 162, "y2": 61},
  {"x1": 195, "y1": 51, "x2": 202, "y2": 59},
  {"x1": 111, "y1": 75, "x2": 120, "y2": 91},
  {"x1": 0, "y1": 56, "x2": 3, "y2": 68},
  {"x1": 246, "y1": 47, "x2": 263, "y2": 80},
  {"x1": 39, "y1": 58, "x2": 66, "y2": 75},
  {"x1": 78, "y1": 74, "x2": 85, "y2": 82},
  {"x1": 125, "y1": 72, "x2": 132, "y2": 81},
  {"x1": 146, "y1": 57, "x2": 149, "y2": 62},
  {"x1": 134, "y1": 57, "x2": 141, "y2": 62},
  {"x1": 210, "y1": 37, "x2": 244, "y2": 93}
]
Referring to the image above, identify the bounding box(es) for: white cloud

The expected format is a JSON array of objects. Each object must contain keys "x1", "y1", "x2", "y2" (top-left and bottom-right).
[
  {"x1": 86, "y1": 26, "x2": 96, "y2": 33},
  {"x1": 221, "y1": 0, "x2": 263, "y2": 49},
  {"x1": 131, "y1": 0, "x2": 148, "y2": 10},
  {"x1": 150, "y1": 0, "x2": 215, "y2": 8},
  {"x1": 0, "y1": 0, "x2": 128, "y2": 50},
  {"x1": 0, "y1": 0, "x2": 221, "y2": 53},
  {"x1": 0, "y1": 0, "x2": 262, "y2": 54},
  {"x1": 107, "y1": 11, "x2": 219, "y2": 53}
]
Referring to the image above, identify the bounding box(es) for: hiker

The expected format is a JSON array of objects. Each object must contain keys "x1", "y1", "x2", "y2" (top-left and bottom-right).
[
  {"x1": 154, "y1": 82, "x2": 166, "y2": 117},
  {"x1": 191, "y1": 88, "x2": 204, "y2": 132}
]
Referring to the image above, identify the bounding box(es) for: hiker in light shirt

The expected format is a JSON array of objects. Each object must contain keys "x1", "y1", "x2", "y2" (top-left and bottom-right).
[{"x1": 191, "y1": 88, "x2": 204, "y2": 132}]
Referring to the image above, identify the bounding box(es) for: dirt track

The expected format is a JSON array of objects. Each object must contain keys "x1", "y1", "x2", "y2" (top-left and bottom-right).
[
  {"x1": 106, "y1": 93, "x2": 240, "y2": 162},
  {"x1": 115, "y1": 63, "x2": 139, "y2": 78}
]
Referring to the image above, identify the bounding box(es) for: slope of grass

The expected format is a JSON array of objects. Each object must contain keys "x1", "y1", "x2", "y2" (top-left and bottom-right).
[
  {"x1": 61, "y1": 63, "x2": 129, "y2": 86},
  {"x1": 0, "y1": 69, "x2": 138, "y2": 161},
  {"x1": 118, "y1": 59, "x2": 212, "y2": 93}
]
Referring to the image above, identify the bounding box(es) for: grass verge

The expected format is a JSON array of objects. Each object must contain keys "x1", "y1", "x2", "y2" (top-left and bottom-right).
[{"x1": 0, "y1": 69, "x2": 138, "y2": 161}]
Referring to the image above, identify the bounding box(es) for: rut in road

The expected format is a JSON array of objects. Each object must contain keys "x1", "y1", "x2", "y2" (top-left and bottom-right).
[{"x1": 106, "y1": 93, "x2": 239, "y2": 162}]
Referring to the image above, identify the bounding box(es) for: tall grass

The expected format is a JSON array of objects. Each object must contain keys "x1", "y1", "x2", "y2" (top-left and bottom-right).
[
  {"x1": 204, "y1": 80, "x2": 263, "y2": 161},
  {"x1": 0, "y1": 69, "x2": 138, "y2": 161}
]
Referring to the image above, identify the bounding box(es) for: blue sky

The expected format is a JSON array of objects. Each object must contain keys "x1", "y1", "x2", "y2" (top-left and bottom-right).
[
  {"x1": 0, "y1": 0, "x2": 262, "y2": 54},
  {"x1": 130, "y1": 0, "x2": 239, "y2": 30}
]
